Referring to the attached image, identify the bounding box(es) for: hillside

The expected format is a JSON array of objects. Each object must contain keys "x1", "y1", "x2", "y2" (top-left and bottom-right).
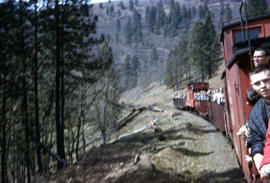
[
  {"x1": 39, "y1": 56, "x2": 246, "y2": 183},
  {"x1": 91, "y1": 0, "x2": 241, "y2": 88}
]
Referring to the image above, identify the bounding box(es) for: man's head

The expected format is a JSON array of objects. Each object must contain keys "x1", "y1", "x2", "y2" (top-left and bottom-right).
[
  {"x1": 245, "y1": 88, "x2": 260, "y2": 106},
  {"x1": 249, "y1": 64, "x2": 270, "y2": 101},
  {"x1": 253, "y1": 48, "x2": 270, "y2": 67}
]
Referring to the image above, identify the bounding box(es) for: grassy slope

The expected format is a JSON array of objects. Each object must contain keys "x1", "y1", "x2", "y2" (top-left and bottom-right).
[{"x1": 41, "y1": 64, "x2": 244, "y2": 183}]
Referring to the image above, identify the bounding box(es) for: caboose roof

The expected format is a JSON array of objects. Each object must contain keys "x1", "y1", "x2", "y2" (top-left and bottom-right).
[{"x1": 220, "y1": 13, "x2": 270, "y2": 42}]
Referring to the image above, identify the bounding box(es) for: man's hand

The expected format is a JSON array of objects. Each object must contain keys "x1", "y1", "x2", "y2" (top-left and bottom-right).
[
  {"x1": 261, "y1": 164, "x2": 270, "y2": 179},
  {"x1": 253, "y1": 153, "x2": 263, "y2": 175}
]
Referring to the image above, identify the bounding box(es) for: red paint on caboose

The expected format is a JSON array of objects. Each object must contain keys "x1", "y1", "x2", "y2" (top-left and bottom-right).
[{"x1": 221, "y1": 14, "x2": 270, "y2": 182}]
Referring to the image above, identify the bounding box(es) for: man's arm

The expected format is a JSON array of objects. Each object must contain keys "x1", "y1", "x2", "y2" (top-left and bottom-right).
[{"x1": 249, "y1": 106, "x2": 265, "y2": 157}]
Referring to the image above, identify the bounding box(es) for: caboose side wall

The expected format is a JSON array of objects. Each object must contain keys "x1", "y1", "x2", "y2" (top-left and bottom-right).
[
  {"x1": 225, "y1": 66, "x2": 242, "y2": 148},
  {"x1": 237, "y1": 61, "x2": 253, "y2": 180},
  {"x1": 238, "y1": 60, "x2": 252, "y2": 122},
  {"x1": 223, "y1": 57, "x2": 252, "y2": 181},
  {"x1": 222, "y1": 29, "x2": 234, "y2": 140}
]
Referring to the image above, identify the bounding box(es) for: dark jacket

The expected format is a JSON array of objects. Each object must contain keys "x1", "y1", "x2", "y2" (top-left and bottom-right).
[{"x1": 248, "y1": 98, "x2": 268, "y2": 157}]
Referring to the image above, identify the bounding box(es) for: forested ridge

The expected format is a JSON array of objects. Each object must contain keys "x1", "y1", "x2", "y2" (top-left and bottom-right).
[{"x1": 0, "y1": 0, "x2": 269, "y2": 182}]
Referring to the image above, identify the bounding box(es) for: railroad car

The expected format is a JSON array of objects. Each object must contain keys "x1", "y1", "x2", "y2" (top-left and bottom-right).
[
  {"x1": 173, "y1": 82, "x2": 226, "y2": 131},
  {"x1": 173, "y1": 6, "x2": 270, "y2": 183},
  {"x1": 173, "y1": 82, "x2": 209, "y2": 110}
]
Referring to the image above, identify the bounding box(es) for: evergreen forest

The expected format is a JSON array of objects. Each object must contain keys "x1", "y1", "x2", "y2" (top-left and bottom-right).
[{"x1": 0, "y1": 0, "x2": 269, "y2": 182}]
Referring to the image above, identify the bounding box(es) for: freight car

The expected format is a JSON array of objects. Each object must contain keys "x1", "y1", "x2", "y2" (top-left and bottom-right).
[
  {"x1": 173, "y1": 4, "x2": 270, "y2": 183},
  {"x1": 173, "y1": 82, "x2": 209, "y2": 109}
]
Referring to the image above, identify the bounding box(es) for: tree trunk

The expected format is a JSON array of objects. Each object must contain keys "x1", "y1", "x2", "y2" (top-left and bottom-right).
[
  {"x1": 76, "y1": 113, "x2": 82, "y2": 160},
  {"x1": 208, "y1": 55, "x2": 212, "y2": 79},
  {"x1": 82, "y1": 114, "x2": 86, "y2": 154},
  {"x1": 19, "y1": 0, "x2": 31, "y2": 180},
  {"x1": 1, "y1": 56, "x2": 7, "y2": 183},
  {"x1": 55, "y1": 0, "x2": 66, "y2": 169},
  {"x1": 34, "y1": 0, "x2": 42, "y2": 173},
  {"x1": 22, "y1": 48, "x2": 31, "y2": 183}
]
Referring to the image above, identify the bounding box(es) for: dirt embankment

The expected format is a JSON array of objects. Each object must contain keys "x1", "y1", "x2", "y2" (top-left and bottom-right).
[{"x1": 41, "y1": 79, "x2": 245, "y2": 183}]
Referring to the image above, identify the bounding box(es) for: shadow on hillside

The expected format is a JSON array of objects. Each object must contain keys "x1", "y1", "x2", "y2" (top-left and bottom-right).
[
  {"x1": 82, "y1": 144, "x2": 134, "y2": 167},
  {"x1": 164, "y1": 133, "x2": 196, "y2": 141},
  {"x1": 103, "y1": 167, "x2": 245, "y2": 183},
  {"x1": 174, "y1": 147, "x2": 214, "y2": 157},
  {"x1": 116, "y1": 130, "x2": 196, "y2": 147},
  {"x1": 174, "y1": 124, "x2": 219, "y2": 135},
  {"x1": 195, "y1": 168, "x2": 246, "y2": 183},
  {"x1": 104, "y1": 168, "x2": 191, "y2": 183}
]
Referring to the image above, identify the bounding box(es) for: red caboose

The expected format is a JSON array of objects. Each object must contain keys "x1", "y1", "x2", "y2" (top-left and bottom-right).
[{"x1": 221, "y1": 14, "x2": 270, "y2": 182}]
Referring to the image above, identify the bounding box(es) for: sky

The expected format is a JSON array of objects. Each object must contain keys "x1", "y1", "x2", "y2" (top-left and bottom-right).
[{"x1": 90, "y1": 0, "x2": 120, "y2": 4}]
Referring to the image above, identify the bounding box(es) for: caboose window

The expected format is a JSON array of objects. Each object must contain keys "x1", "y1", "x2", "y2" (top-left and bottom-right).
[{"x1": 234, "y1": 29, "x2": 259, "y2": 43}]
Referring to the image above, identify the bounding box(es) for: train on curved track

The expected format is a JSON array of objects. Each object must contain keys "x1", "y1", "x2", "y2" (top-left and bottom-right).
[{"x1": 173, "y1": 3, "x2": 270, "y2": 183}]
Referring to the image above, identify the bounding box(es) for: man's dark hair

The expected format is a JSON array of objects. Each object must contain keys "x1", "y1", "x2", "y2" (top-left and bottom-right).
[
  {"x1": 254, "y1": 47, "x2": 270, "y2": 56},
  {"x1": 246, "y1": 88, "x2": 260, "y2": 106},
  {"x1": 249, "y1": 64, "x2": 270, "y2": 76}
]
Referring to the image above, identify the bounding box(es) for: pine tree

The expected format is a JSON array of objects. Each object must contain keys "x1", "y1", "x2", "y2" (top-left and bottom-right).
[
  {"x1": 99, "y1": 3, "x2": 103, "y2": 9},
  {"x1": 198, "y1": 1, "x2": 210, "y2": 19},
  {"x1": 156, "y1": 0, "x2": 166, "y2": 33},
  {"x1": 119, "y1": 1, "x2": 125, "y2": 10},
  {"x1": 164, "y1": 56, "x2": 174, "y2": 88},
  {"x1": 247, "y1": 0, "x2": 268, "y2": 18},
  {"x1": 135, "y1": 0, "x2": 139, "y2": 6},
  {"x1": 110, "y1": 4, "x2": 114, "y2": 13},
  {"x1": 116, "y1": 18, "x2": 121, "y2": 32},
  {"x1": 123, "y1": 55, "x2": 132, "y2": 89},
  {"x1": 124, "y1": 16, "x2": 132, "y2": 45},
  {"x1": 133, "y1": 9, "x2": 142, "y2": 43},
  {"x1": 188, "y1": 15, "x2": 221, "y2": 81},
  {"x1": 129, "y1": 0, "x2": 134, "y2": 11},
  {"x1": 191, "y1": 6, "x2": 197, "y2": 17},
  {"x1": 149, "y1": 6, "x2": 157, "y2": 32},
  {"x1": 123, "y1": 55, "x2": 140, "y2": 89},
  {"x1": 117, "y1": 9, "x2": 121, "y2": 16},
  {"x1": 115, "y1": 18, "x2": 121, "y2": 43},
  {"x1": 145, "y1": 6, "x2": 150, "y2": 29},
  {"x1": 188, "y1": 21, "x2": 206, "y2": 81},
  {"x1": 224, "y1": 4, "x2": 232, "y2": 24},
  {"x1": 130, "y1": 55, "x2": 140, "y2": 87},
  {"x1": 145, "y1": 3, "x2": 166, "y2": 33},
  {"x1": 218, "y1": 0, "x2": 224, "y2": 29},
  {"x1": 203, "y1": 14, "x2": 221, "y2": 78},
  {"x1": 164, "y1": 32, "x2": 189, "y2": 88}
]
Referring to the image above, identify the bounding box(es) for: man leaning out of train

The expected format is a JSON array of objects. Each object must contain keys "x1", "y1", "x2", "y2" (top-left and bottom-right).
[
  {"x1": 246, "y1": 48, "x2": 270, "y2": 105},
  {"x1": 249, "y1": 64, "x2": 270, "y2": 179},
  {"x1": 253, "y1": 47, "x2": 270, "y2": 67}
]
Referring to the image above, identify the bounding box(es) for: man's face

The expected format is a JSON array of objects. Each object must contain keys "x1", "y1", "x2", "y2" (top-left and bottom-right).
[
  {"x1": 250, "y1": 70, "x2": 270, "y2": 100},
  {"x1": 253, "y1": 50, "x2": 269, "y2": 67}
]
